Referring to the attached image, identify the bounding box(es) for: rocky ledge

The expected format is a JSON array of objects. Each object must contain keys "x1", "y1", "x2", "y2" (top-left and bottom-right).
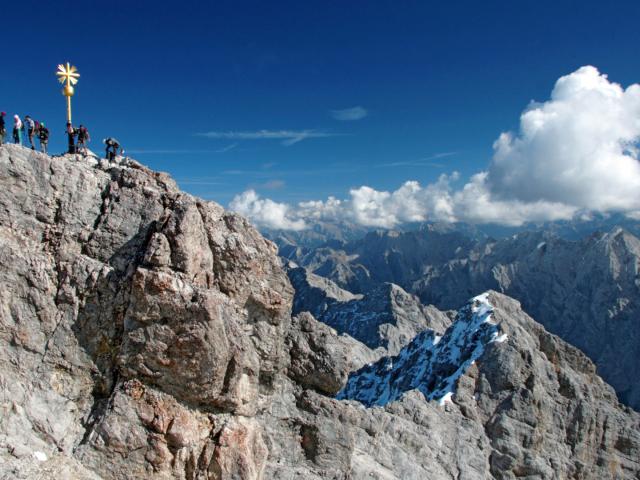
[{"x1": 0, "y1": 144, "x2": 638, "y2": 479}]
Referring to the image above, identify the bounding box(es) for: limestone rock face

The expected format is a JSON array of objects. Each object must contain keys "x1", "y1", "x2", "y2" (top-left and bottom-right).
[
  {"x1": 0, "y1": 145, "x2": 291, "y2": 479},
  {"x1": 1, "y1": 145, "x2": 639, "y2": 480},
  {"x1": 266, "y1": 293, "x2": 640, "y2": 480},
  {"x1": 286, "y1": 312, "x2": 376, "y2": 395}
]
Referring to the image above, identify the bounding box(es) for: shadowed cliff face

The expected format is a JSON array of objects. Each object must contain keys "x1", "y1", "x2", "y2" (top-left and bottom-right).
[{"x1": 0, "y1": 144, "x2": 639, "y2": 480}]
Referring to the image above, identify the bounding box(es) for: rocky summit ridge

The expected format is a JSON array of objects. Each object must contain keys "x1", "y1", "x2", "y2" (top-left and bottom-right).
[
  {"x1": 337, "y1": 292, "x2": 506, "y2": 407},
  {"x1": 0, "y1": 144, "x2": 639, "y2": 479}
]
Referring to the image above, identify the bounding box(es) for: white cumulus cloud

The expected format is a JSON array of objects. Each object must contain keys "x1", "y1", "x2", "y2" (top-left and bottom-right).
[
  {"x1": 486, "y1": 65, "x2": 640, "y2": 211},
  {"x1": 229, "y1": 190, "x2": 306, "y2": 230},
  {"x1": 229, "y1": 66, "x2": 640, "y2": 229}
]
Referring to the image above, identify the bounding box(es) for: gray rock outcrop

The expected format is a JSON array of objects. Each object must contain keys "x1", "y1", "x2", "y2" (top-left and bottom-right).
[
  {"x1": 1, "y1": 144, "x2": 639, "y2": 479},
  {"x1": 0, "y1": 145, "x2": 291, "y2": 478},
  {"x1": 286, "y1": 312, "x2": 376, "y2": 395}
]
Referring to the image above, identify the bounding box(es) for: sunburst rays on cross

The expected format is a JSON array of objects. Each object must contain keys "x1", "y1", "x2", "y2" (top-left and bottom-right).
[
  {"x1": 56, "y1": 62, "x2": 80, "y2": 123},
  {"x1": 56, "y1": 62, "x2": 80, "y2": 86}
]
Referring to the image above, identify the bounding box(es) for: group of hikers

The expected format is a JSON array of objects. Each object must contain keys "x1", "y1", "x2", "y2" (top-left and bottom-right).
[
  {"x1": 0, "y1": 112, "x2": 50, "y2": 153},
  {"x1": 0, "y1": 111, "x2": 123, "y2": 160}
]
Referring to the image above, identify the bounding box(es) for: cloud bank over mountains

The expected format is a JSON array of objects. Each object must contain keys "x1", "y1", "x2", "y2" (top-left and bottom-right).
[
  {"x1": 230, "y1": 66, "x2": 640, "y2": 230},
  {"x1": 230, "y1": 190, "x2": 307, "y2": 230}
]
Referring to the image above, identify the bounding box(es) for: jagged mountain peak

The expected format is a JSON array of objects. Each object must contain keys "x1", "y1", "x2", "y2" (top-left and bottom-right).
[
  {"x1": 288, "y1": 263, "x2": 450, "y2": 355},
  {"x1": 337, "y1": 291, "x2": 506, "y2": 406}
]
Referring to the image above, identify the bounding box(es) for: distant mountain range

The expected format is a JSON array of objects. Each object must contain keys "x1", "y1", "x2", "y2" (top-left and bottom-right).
[
  {"x1": 275, "y1": 221, "x2": 640, "y2": 411},
  {"x1": 265, "y1": 212, "x2": 640, "y2": 248}
]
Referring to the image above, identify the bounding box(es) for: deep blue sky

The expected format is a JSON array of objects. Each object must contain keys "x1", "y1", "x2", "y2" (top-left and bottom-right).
[{"x1": 3, "y1": 0, "x2": 640, "y2": 205}]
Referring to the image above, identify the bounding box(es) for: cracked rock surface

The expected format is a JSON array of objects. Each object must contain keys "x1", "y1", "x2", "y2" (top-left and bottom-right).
[
  {"x1": 0, "y1": 145, "x2": 290, "y2": 479},
  {"x1": 0, "y1": 145, "x2": 639, "y2": 479}
]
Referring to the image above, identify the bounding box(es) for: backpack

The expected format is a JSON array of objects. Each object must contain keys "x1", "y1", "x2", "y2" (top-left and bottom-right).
[
  {"x1": 79, "y1": 126, "x2": 89, "y2": 141},
  {"x1": 34, "y1": 120, "x2": 40, "y2": 132},
  {"x1": 39, "y1": 127, "x2": 49, "y2": 141}
]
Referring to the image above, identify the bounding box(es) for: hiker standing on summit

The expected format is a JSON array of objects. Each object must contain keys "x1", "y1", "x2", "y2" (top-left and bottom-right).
[
  {"x1": 77, "y1": 124, "x2": 90, "y2": 154},
  {"x1": 38, "y1": 123, "x2": 49, "y2": 154},
  {"x1": 13, "y1": 115, "x2": 23, "y2": 145},
  {"x1": 104, "y1": 137, "x2": 122, "y2": 161},
  {"x1": 66, "y1": 121, "x2": 77, "y2": 154},
  {"x1": 24, "y1": 115, "x2": 36, "y2": 150}
]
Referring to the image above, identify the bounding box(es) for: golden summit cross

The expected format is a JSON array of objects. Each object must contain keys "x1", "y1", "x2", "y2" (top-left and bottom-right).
[{"x1": 56, "y1": 62, "x2": 80, "y2": 123}]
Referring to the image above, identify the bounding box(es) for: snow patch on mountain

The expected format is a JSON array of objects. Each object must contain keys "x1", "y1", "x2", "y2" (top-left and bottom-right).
[{"x1": 337, "y1": 292, "x2": 506, "y2": 407}]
